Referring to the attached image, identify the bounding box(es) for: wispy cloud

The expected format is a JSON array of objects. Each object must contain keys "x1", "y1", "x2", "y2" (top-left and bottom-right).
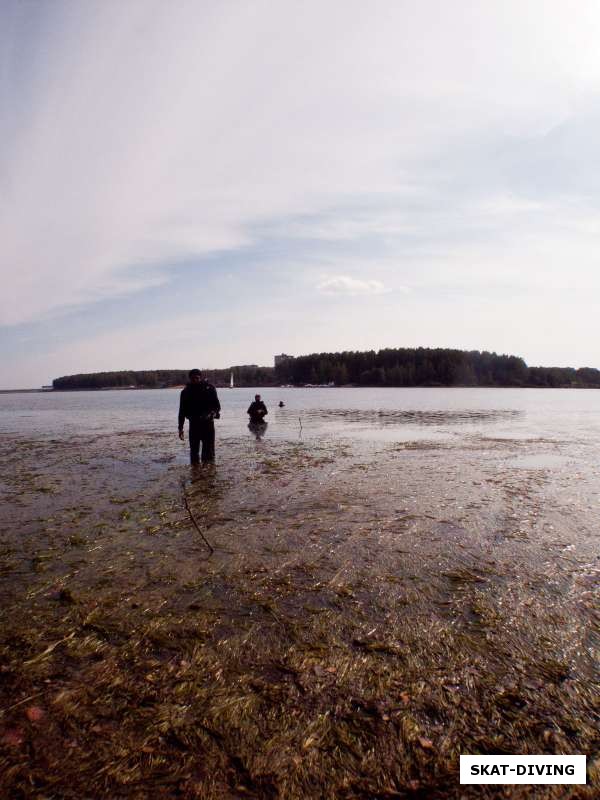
[{"x1": 316, "y1": 276, "x2": 391, "y2": 296}]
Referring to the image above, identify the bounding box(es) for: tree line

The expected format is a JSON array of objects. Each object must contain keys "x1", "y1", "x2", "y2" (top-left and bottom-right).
[
  {"x1": 52, "y1": 365, "x2": 275, "y2": 390},
  {"x1": 52, "y1": 348, "x2": 600, "y2": 390},
  {"x1": 274, "y1": 348, "x2": 600, "y2": 388}
]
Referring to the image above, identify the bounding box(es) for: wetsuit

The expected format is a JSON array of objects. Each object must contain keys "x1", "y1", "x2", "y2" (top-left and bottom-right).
[
  {"x1": 247, "y1": 400, "x2": 268, "y2": 424},
  {"x1": 178, "y1": 380, "x2": 221, "y2": 463}
]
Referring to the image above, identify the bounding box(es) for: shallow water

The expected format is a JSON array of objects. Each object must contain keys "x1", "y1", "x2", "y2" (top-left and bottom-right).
[
  {"x1": 1, "y1": 388, "x2": 599, "y2": 797},
  {"x1": 1, "y1": 386, "x2": 600, "y2": 444}
]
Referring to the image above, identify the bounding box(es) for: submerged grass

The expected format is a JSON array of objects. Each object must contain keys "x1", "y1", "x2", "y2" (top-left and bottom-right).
[{"x1": 0, "y1": 431, "x2": 598, "y2": 798}]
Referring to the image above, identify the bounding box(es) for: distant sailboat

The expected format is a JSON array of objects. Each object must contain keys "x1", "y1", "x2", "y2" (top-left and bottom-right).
[{"x1": 230, "y1": 371, "x2": 234, "y2": 388}]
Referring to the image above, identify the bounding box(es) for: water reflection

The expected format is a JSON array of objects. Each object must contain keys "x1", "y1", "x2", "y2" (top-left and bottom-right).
[
  {"x1": 248, "y1": 421, "x2": 268, "y2": 440},
  {"x1": 304, "y1": 408, "x2": 522, "y2": 427}
]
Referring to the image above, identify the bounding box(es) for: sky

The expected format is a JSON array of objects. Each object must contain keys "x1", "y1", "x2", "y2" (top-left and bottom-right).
[{"x1": 2, "y1": 0, "x2": 600, "y2": 388}]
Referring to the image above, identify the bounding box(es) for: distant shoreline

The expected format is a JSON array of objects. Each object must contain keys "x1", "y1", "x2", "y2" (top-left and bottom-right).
[
  {"x1": 3, "y1": 384, "x2": 600, "y2": 394},
  {"x1": 0, "y1": 388, "x2": 51, "y2": 394}
]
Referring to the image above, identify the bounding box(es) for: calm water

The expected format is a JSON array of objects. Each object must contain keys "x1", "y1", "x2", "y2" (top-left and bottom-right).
[{"x1": 1, "y1": 386, "x2": 599, "y2": 445}]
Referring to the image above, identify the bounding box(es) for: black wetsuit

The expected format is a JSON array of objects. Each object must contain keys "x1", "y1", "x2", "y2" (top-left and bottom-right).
[
  {"x1": 178, "y1": 380, "x2": 221, "y2": 463},
  {"x1": 247, "y1": 400, "x2": 268, "y2": 424}
]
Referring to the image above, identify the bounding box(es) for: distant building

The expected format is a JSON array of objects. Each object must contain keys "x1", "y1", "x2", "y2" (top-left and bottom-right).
[{"x1": 274, "y1": 353, "x2": 294, "y2": 367}]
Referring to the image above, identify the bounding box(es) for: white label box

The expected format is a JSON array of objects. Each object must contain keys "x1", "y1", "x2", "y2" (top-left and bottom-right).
[{"x1": 460, "y1": 755, "x2": 586, "y2": 784}]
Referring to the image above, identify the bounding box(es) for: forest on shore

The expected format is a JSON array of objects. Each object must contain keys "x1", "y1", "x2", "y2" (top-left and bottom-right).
[{"x1": 52, "y1": 347, "x2": 600, "y2": 390}]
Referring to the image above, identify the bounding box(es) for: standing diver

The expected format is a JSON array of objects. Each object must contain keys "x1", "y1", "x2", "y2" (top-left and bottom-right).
[{"x1": 178, "y1": 369, "x2": 221, "y2": 464}]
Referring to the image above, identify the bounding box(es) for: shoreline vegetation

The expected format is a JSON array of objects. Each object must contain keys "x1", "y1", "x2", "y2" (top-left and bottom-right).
[
  {"x1": 1, "y1": 427, "x2": 597, "y2": 798},
  {"x1": 47, "y1": 347, "x2": 600, "y2": 392}
]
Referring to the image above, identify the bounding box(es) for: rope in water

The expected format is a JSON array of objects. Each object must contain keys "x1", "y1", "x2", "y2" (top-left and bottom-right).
[{"x1": 181, "y1": 478, "x2": 214, "y2": 555}]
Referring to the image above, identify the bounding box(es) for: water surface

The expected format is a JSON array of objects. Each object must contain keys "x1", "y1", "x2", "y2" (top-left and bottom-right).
[
  {"x1": 1, "y1": 387, "x2": 599, "y2": 797},
  {"x1": 1, "y1": 386, "x2": 599, "y2": 445}
]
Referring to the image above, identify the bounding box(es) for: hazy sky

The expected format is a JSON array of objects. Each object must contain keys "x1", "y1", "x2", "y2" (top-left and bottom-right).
[{"x1": 2, "y1": 0, "x2": 600, "y2": 388}]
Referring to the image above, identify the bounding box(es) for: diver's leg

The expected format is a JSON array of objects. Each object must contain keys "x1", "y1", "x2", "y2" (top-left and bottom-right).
[
  {"x1": 201, "y1": 420, "x2": 215, "y2": 462},
  {"x1": 188, "y1": 420, "x2": 201, "y2": 465}
]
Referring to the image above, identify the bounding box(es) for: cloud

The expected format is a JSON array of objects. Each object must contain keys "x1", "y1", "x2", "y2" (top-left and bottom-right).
[
  {"x1": 3, "y1": 1, "x2": 600, "y2": 327},
  {"x1": 316, "y1": 276, "x2": 391, "y2": 296}
]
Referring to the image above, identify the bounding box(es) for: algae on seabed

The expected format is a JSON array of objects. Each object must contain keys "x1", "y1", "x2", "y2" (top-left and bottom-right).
[{"x1": 0, "y1": 430, "x2": 598, "y2": 798}]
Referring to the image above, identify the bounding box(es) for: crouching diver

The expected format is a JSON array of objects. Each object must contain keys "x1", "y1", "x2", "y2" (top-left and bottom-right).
[
  {"x1": 178, "y1": 369, "x2": 221, "y2": 464},
  {"x1": 247, "y1": 394, "x2": 268, "y2": 424}
]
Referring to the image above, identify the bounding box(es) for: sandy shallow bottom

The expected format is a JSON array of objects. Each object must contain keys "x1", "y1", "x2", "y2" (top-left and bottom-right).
[{"x1": 0, "y1": 428, "x2": 598, "y2": 799}]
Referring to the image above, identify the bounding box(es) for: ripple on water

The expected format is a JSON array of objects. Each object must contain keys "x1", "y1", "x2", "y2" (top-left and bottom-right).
[
  {"x1": 304, "y1": 408, "x2": 522, "y2": 427},
  {"x1": 506, "y1": 453, "x2": 573, "y2": 469}
]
